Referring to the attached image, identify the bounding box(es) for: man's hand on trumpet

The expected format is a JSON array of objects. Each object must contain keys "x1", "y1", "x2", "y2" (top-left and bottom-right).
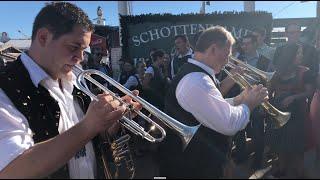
[
  {"x1": 234, "y1": 84, "x2": 269, "y2": 111},
  {"x1": 243, "y1": 84, "x2": 269, "y2": 111},
  {"x1": 107, "y1": 90, "x2": 143, "y2": 135},
  {"x1": 83, "y1": 90, "x2": 142, "y2": 137}
]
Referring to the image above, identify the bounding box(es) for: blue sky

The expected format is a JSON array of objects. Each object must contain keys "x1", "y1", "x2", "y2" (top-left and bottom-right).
[{"x1": 0, "y1": 1, "x2": 317, "y2": 39}]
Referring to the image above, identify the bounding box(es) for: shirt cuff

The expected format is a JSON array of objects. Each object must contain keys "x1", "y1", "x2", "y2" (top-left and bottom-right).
[
  {"x1": 240, "y1": 103, "x2": 251, "y2": 121},
  {"x1": 225, "y1": 98, "x2": 234, "y2": 106}
]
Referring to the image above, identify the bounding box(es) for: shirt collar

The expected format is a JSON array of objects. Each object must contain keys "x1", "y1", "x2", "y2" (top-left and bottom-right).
[
  {"x1": 188, "y1": 58, "x2": 221, "y2": 86},
  {"x1": 178, "y1": 48, "x2": 193, "y2": 58},
  {"x1": 20, "y1": 52, "x2": 75, "y2": 94},
  {"x1": 20, "y1": 52, "x2": 50, "y2": 88},
  {"x1": 187, "y1": 58, "x2": 216, "y2": 78}
]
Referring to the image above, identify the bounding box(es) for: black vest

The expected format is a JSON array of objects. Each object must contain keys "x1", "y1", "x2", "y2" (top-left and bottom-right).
[
  {"x1": 159, "y1": 62, "x2": 232, "y2": 178},
  {"x1": 149, "y1": 65, "x2": 166, "y2": 94},
  {"x1": 144, "y1": 65, "x2": 166, "y2": 110},
  {"x1": 0, "y1": 57, "x2": 105, "y2": 178},
  {"x1": 171, "y1": 53, "x2": 193, "y2": 78}
]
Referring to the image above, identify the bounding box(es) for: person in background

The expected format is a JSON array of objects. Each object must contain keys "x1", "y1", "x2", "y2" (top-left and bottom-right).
[
  {"x1": 123, "y1": 61, "x2": 146, "y2": 93},
  {"x1": 143, "y1": 49, "x2": 167, "y2": 111},
  {"x1": 273, "y1": 23, "x2": 319, "y2": 78},
  {"x1": 238, "y1": 33, "x2": 269, "y2": 171},
  {"x1": 147, "y1": 48, "x2": 158, "y2": 67},
  {"x1": 239, "y1": 33, "x2": 270, "y2": 71},
  {"x1": 232, "y1": 38, "x2": 243, "y2": 58},
  {"x1": 267, "y1": 43, "x2": 314, "y2": 178},
  {"x1": 163, "y1": 53, "x2": 171, "y2": 84},
  {"x1": 310, "y1": 74, "x2": 320, "y2": 171},
  {"x1": 310, "y1": 28, "x2": 320, "y2": 173},
  {"x1": 252, "y1": 27, "x2": 276, "y2": 71},
  {"x1": 169, "y1": 35, "x2": 194, "y2": 79},
  {"x1": 118, "y1": 61, "x2": 135, "y2": 85}
]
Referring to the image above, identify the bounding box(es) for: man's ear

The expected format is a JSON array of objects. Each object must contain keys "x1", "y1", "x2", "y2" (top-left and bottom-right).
[
  {"x1": 209, "y1": 44, "x2": 217, "y2": 54},
  {"x1": 36, "y1": 27, "x2": 52, "y2": 47}
]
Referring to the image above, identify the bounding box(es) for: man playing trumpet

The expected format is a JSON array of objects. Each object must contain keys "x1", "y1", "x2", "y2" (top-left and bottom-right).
[{"x1": 158, "y1": 26, "x2": 269, "y2": 178}]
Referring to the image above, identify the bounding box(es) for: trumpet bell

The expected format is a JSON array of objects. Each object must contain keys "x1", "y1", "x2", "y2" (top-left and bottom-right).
[{"x1": 261, "y1": 102, "x2": 291, "y2": 129}]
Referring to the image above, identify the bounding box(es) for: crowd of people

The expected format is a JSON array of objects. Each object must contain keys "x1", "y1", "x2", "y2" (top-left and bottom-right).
[{"x1": 0, "y1": 2, "x2": 319, "y2": 179}]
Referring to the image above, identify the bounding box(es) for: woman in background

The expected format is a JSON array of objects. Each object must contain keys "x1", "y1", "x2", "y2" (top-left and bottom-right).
[
  {"x1": 267, "y1": 43, "x2": 314, "y2": 178},
  {"x1": 310, "y1": 74, "x2": 320, "y2": 169}
]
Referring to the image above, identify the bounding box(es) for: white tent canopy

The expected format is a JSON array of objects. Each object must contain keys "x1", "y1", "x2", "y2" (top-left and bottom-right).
[{"x1": 5, "y1": 39, "x2": 31, "y2": 51}]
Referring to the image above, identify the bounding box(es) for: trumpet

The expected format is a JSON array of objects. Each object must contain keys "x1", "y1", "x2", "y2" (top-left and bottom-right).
[
  {"x1": 227, "y1": 56, "x2": 275, "y2": 84},
  {"x1": 72, "y1": 65, "x2": 200, "y2": 149},
  {"x1": 72, "y1": 65, "x2": 199, "y2": 178},
  {"x1": 223, "y1": 65, "x2": 290, "y2": 129}
]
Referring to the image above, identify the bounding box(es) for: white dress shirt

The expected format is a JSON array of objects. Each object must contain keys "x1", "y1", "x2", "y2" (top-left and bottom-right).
[
  {"x1": 0, "y1": 52, "x2": 96, "y2": 178},
  {"x1": 145, "y1": 66, "x2": 155, "y2": 77},
  {"x1": 175, "y1": 58, "x2": 250, "y2": 136}
]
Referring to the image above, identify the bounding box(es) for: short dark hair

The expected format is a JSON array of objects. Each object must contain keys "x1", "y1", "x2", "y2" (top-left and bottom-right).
[
  {"x1": 151, "y1": 49, "x2": 165, "y2": 62},
  {"x1": 195, "y1": 26, "x2": 235, "y2": 53},
  {"x1": 242, "y1": 33, "x2": 258, "y2": 44},
  {"x1": 285, "y1": 23, "x2": 301, "y2": 32},
  {"x1": 32, "y1": 2, "x2": 94, "y2": 41},
  {"x1": 252, "y1": 27, "x2": 266, "y2": 37},
  {"x1": 174, "y1": 34, "x2": 189, "y2": 43}
]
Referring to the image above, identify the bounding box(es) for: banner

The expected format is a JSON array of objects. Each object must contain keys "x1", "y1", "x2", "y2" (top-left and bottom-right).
[{"x1": 120, "y1": 12, "x2": 273, "y2": 62}]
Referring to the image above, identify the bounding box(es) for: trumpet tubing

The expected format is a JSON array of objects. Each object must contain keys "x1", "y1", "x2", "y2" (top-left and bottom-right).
[{"x1": 228, "y1": 56, "x2": 275, "y2": 83}]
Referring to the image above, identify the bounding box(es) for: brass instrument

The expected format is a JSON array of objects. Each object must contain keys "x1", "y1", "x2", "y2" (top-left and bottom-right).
[
  {"x1": 228, "y1": 56, "x2": 275, "y2": 85},
  {"x1": 223, "y1": 58, "x2": 291, "y2": 129},
  {"x1": 72, "y1": 65, "x2": 200, "y2": 178},
  {"x1": 100, "y1": 124, "x2": 135, "y2": 179}
]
